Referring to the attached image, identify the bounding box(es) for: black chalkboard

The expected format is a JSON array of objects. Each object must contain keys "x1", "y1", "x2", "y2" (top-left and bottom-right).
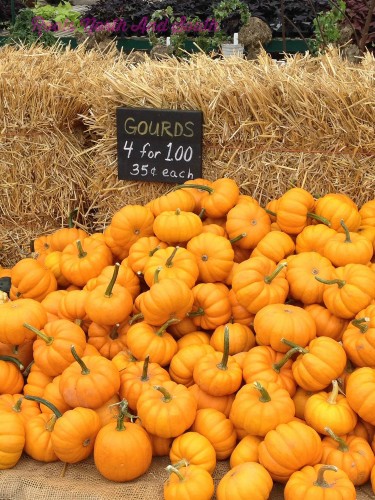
[{"x1": 116, "y1": 107, "x2": 203, "y2": 183}]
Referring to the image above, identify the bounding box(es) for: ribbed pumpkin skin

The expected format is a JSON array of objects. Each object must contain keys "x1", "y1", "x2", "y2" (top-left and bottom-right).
[
  {"x1": 0, "y1": 411, "x2": 25, "y2": 469},
  {"x1": 94, "y1": 421, "x2": 152, "y2": 482},
  {"x1": 216, "y1": 462, "x2": 273, "y2": 500},
  {"x1": 0, "y1": 299, "x2": 48, "y2": 345}
]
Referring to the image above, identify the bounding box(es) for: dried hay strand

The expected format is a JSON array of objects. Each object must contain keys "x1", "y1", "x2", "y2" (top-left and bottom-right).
[{"x1": 82, "y1": 48, "x2": 375, "y2": 229}]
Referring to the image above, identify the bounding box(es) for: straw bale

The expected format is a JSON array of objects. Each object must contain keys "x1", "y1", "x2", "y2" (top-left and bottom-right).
[
  {"x1": 81, "y1": 49, "x2": 375, "y2": 229},
  {"x1": 0, "y1": 455, "x2": 373, "y2": 499}
]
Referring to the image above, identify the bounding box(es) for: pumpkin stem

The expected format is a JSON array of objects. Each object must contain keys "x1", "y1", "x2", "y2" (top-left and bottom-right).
[
  {"x1": 340, "y1": 219, "x2": 352, "y2": 243},
  {"x1": 187, "y1": 307, "x2": 204, "y2": 318},
  {"x1": 198, "y1": 208, "x2": 206, "y2": 220},
  {"x1": 229, "y1": 233, "x2": 247, "y2": 244},
  {"x1": 109, "y1": 324, "x2": 120, "y2": 340},
  {"x1": 327, "y1": 380, "x2": 339, "y2": 404},
  {"x1": 23, "y1": 360, "x2": 34, "y2": 378},
  {"x1": 154, "y1": 385, "x2": 172, "y2": 403},
  {"x1": 314, "y1": 276, "x2": 346, "y2": 288},
  {"x1": 24, "y1": 395, "x2": 63, "y2": 418},
  {"x1": 175, "y1": 208, "x2": 181, "y2": 216},
  {"x1": 114, "y1": 399, "x2": 139, "y2": 431},
  {"x1": 264, "y1": 262, "x2": 287, "y2": 284},
  {"x1": 165, "y1": 464, "x2": 185, "y2": 482},
  {"x1": 0, "y1": 355, "x2": 24, "y2": 371},
  {"x1": 12, "y1": 397, "x2": 24, "y2": 413},
  {"x1": 12, "y1": 345, "x2": 19, "y2": 355},
  {"x1": 265, "y1": 208, "x2": 277, "y2": 217},
  {"x1": 68, "y1": 208, "x2": 79, "y2": 228},
  {"x1": 324, "y1": 427, "x2": 349, "y2": 452},
  {"x1": 129, "y1": 313, "x2": 144, "y2": 325},
  {"x1": 253, "y1": 381, "x2": 271, "y2": 403},
  {"x1": 351, "y1": 317, "x2": 370, "y2": 333},
  {"x1": 281, "y1": 338, "x2": 308, "y2": 354},
  {"x1": 141, "y1": 356, "x2": 150, "y2": 382},
  {"x1": 172, "y1": 459, "x2": 189, "y2": 469},
  {"x1": 173, "y1": 184, "x2": 213, "y2": 194},
  {"x1": 217, "y1": 325, "x2": 230, "y2": 371},
  {"x1": 155, "y1": 318, "x2": 180, "y2": 337},
  {"x1": 154, "y1": 266, "x2": 163, "y2": 284},
  {"x1": 306, "y1": 212, "x2": 331, "y2": 227},
  {"x1": 272, "y1": 347, "x2": 300, "y2": 373},
  {"x1": 70, "y1": 345, "x2": 90, "y2": 375},
  {"x1": 149, "y1": 245, "x2": 161, "y2": 257},
  {"x1": 104, "y1": 263, "x2": 120, "y2": 298},
  {"x1": 76, "y1": 240, "x2": 87, "y2": 259},
  {"x1": 165, "y1": 247, "x2": 179, "y2": 268},
  {"x1": 313, "y1": 465, "x2": 338, "y2": 488},
  {"x1": 23, "y1": 322, "x2": 53, "y2": 346}
]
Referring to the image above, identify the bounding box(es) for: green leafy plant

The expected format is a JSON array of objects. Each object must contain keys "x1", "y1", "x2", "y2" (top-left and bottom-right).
[
  {"x1": 310, "y1": 0, "x2": 346, "y2": 53},
  {"x1": 32, "y1": 1, "x2": 84, "y2": 33},
  {"x1": 211, "y1": 0, "x2": 251, "y2": 47},
  {"x1": 6, "y1": 8, "x2": 58, "y2": 47}
]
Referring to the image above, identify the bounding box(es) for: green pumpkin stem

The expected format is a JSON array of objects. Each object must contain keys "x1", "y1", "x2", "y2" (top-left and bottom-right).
[
  {"x1": 23, "y1": 360, "x2": 34, "y2": 378},
  {"x1": 141, "y1": 356, "x2": 150, "y2": 381},
  {"x1": 264, "y1": 261, "x2": 287, "y2": 284},
  {"x1": 23, "y1": 323, "x2": 53, "y2": 346},
  {"x1": 198, "y1": 208, "x2": 206, "y2": 220},
  {"x1": 324, "y1": 427, "x2": 349, "y2": 452},
  {"x1": 306, "y1": 212, "x2": 331, "y2": 227},
  {"x1": 253, "y1": 381, "x2": 271, "y2": 403},
  {"x1": 281, "y1": 338, "x2": 308, "y2": 354},
  {"x1": 165, "y1": 247, "x2": 179, "y2": 268},
  {"x1": 105, "y1": 263, "x2": 120, "y2": 298},
  {"x1": 340, "y1": 219, "x2": 352, "y2": 243},
  {"x1": 165, "y1": 464, "x2": 185, "y2": 482},
  {"x1": 314, "y1": 276, "x2": 346, "y2": 288},
  {"x1": 12, "y1": 345, "x2": 19, "y2": 355},
  {"x1": 313, "y1": 465, "x2": 338, "y2": 488},
  {"x1": 129, "y1": 313, "x2": 144, "y2": 325},
  {"x1": 351, "y1": 317, "x2": 370, "y2": 333},
  {"x1": 154, "y1": 266, "x2": 163, "y2": 284},
  {"x1": 327, "y1": 380, "x2": 339, "y2": 404},
  {"x1": 149, "y1": 245, "x2": 161, "y2": 257},
  {"x1": 114, "y1": 399, "x2": 139, "y2": 431},
  {"x1": 229, "y1": 233, "x2": 247, "y2": 244},
  {"x1": 24, "y1": 395, "x2": 63, "y2": 418},
  {"x1": 68, "y1": 208, "x2": 79, "y2": 228},
  {"x1": 156, "y1": 318, "x2": 180, "y2": 337},
  {"x1": 70, "y1": 345, "x2": 90, "y2": 375},
  {"x1": 187, "y1": 307, "x2": 204, "y2": 318},
  {"x1": 272, "y1": 347, "x2": 300, "y2": 373},
  {"x1": 12, "y1": 397, "x2": 24, "y2": 413},
  {"x1": 265, "y1": 208, "x2": 277, "y2": 217},
  {"x1": 172, "y1": 459, "x2": 189, "y2": 469},
  {"x1": 217, "y1": 325, "x2": 230, "y2": 371},
  {"x1": 172, "y1": 184, "x2": 213, "y2": 194},
  {"x1": 154, "y1": 385, "x2": 172, "y2": 403},
  {"x1": 0, "y1": 355, "x2": 24, "y2": 371},
  {"x1": 76, "y1": 240, "x2": 87, "y2": 259}
]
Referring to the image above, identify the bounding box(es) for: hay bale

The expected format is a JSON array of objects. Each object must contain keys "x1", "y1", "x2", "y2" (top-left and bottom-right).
[{"x1": 81, "y1": 49, "x2": 375, "y2": 229}]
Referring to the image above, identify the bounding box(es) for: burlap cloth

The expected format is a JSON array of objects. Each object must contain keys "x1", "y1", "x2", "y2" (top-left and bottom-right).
[{"x1": 0, "y1": 455, "x2": 373, "y2": 499}]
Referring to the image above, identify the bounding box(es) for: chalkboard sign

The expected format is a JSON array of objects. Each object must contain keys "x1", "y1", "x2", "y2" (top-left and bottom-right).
[{"x1": 116, "y1": 107, "x2": 203, "y2": 183}]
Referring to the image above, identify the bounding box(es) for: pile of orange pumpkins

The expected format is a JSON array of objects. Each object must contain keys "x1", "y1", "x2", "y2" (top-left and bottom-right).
[{"x1": 1, "y1": 177, "x2": 375, "y2": 499}]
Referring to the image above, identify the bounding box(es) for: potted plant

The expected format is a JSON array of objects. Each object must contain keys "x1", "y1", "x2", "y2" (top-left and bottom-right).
[{"x1": 212, "y1": 0, "x2": 250, "y2": 57}]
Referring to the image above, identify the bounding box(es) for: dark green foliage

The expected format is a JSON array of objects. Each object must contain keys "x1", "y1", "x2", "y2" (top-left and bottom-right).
[
  {"x1": 0, "y1": 0, "x2": 26, "y2": 29},
  {"x1": 6, "y1": 8, "x2": 59, "y2": 47}
]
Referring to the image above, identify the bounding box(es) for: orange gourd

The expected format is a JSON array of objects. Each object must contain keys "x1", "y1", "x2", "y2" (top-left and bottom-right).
[
  {"x1": 164, "y1": 464, "x2": 214, "y2": 500},
  {"x1": 258, "y1": 420, "x2": 323, "y2": 483},
  {"x1": 153, "y1": 208, "x2": 203, "y2": 243},
  {"x1": 169, "y1": 431, "x2": 217, "y2": 473},
  {"x1": 231, "y1": 256, "x2": 289, "y2": 314},
  {"x1": 216, "y1": 462, "x2": 273, "y2": 500},
  {"x1": 229, "y1": 380, "x2": 295, "y2": 436},
  {"x1": 284, "y1": 464, "x2": 356, "y2": 500},
  {"x1": 188, "y1": 283, "x2": 232, "y2": 330},
  {"x1": 226, "y1": 202, "x2": 271, "y2": 249},
  {"x1": 94, "y1": 400, "x2": 153, "y2": 482},
  {"x1": 10, "y1": 258, "x2": 57, "y2": 302}
]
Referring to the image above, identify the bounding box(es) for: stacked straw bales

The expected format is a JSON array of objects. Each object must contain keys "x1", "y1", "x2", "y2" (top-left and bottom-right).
[{"x1": 0, "y1": 44, "x2": 374, "y2": 265}]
